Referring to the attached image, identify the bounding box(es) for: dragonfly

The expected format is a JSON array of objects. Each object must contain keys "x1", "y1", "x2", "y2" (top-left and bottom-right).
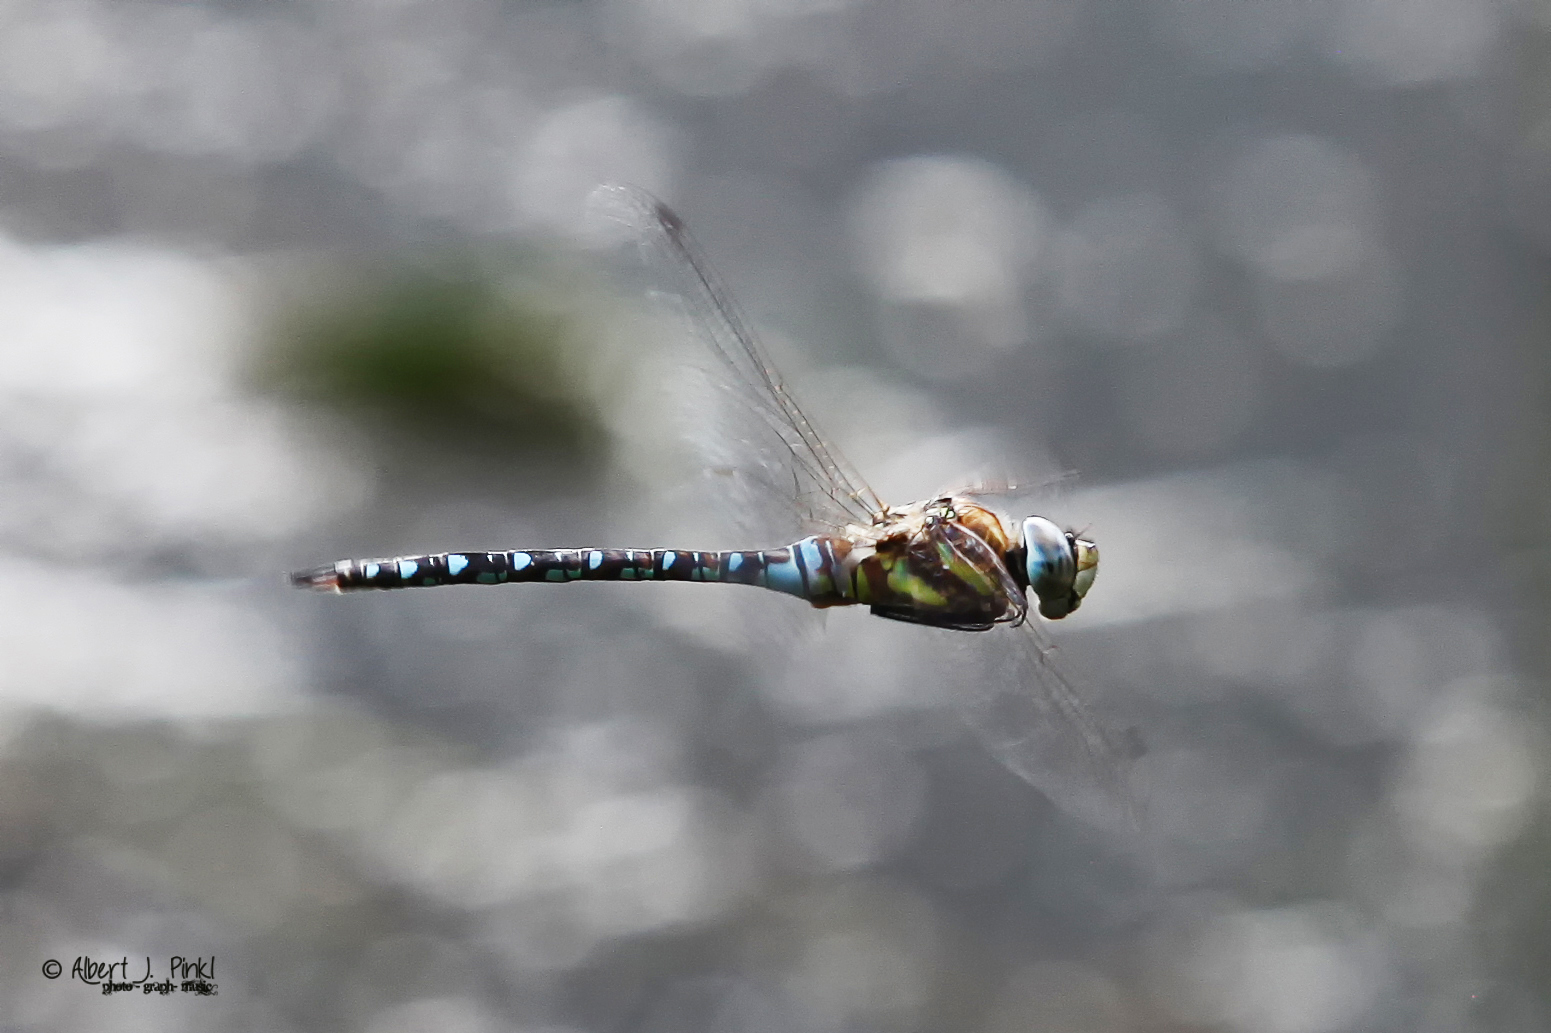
[{"x1": 292, "y1": 185, "x2": 1134, "y2": 828}]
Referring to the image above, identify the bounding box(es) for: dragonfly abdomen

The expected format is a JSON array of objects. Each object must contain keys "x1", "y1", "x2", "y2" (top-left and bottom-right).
[{"x1": 289, "y1": 536, "x2": 857, "y2": 600}]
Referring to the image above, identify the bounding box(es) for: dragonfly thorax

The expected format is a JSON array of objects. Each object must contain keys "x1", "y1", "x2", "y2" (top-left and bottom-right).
[{"x1": 1019, "y1": 516, "x2": 1099, "y2": 620}]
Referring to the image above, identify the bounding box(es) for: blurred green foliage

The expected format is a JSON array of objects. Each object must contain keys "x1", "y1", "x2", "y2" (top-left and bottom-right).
[{"x1": 254, "y1": 256, "x2": 608, "y2": 459}]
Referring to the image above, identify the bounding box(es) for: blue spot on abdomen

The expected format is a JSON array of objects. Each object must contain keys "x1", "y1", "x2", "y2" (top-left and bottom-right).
[{"x1": 763, "y1": 550, "x2": 804, "y2": 597}]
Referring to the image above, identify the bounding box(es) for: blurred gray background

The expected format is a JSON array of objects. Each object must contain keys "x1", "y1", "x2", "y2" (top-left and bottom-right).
[{"x1": 2, "y1": 0, "x2": 1549, "y2": 1030}]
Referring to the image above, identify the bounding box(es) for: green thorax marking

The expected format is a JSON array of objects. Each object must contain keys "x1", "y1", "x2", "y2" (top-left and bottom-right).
[{"x1": 847, "y1": 503, "x2": 1024, "y2": 628}]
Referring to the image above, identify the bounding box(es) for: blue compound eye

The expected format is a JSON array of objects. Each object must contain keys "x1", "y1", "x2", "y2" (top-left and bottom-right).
[
  {"x1": 1018, "y1": 518, "x2": 1098, "y2": 620},
  {"x1": 1020, "y1": 517, "x2": 1072, "y2": 613}
]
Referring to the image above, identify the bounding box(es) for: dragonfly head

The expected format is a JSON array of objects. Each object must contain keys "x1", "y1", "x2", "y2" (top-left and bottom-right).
[{"x1": 1019, "y1": 516, "x2": 1099, "y2": 620}]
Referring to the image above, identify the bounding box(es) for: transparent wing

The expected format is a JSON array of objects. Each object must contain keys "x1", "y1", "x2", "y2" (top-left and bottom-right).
[
  {"x1": 950, "y1": 471, "x2": 1078, "y2": 504},
  {"x1": 950, "y1": 620, "x2": 1143, "y2": 835},
  {"x1": 588, "y1": 184, "x2": 885, "y2": 542},
  {"x1": 897, "y1": 520, "x2": 1137, "y2": 831}
]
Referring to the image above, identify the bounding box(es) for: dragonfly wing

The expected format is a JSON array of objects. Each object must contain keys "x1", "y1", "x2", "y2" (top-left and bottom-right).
[
  {"x1": 589, "y1": 184, "x2": 884, "y2": 541},
  {"x1": 945, "y1": 620, "x2": 1142, "y2": 835}
]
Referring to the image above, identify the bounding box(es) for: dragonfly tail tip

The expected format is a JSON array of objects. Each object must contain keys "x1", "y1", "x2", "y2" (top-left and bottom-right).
[{"x1": 289, "y1": 566, "x2": 344, "y2": 592}]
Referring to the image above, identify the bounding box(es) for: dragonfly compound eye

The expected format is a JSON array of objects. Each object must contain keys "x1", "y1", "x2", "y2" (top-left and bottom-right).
[{"x1": 1021, "y1": 516, "x2": 1080, "y2": 619}]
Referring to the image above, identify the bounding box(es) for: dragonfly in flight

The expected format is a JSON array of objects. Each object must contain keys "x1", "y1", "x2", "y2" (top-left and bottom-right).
[{"x1": 292, "y1": 185, "x2": 1133, "y2": 827}]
